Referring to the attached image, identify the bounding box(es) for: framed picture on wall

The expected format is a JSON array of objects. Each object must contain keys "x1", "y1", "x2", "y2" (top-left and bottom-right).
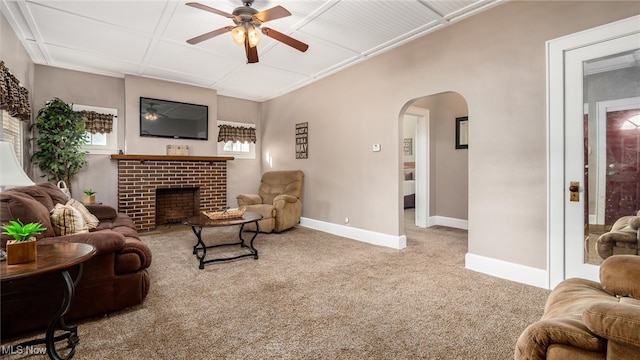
[{"x1": 455, "y1": 116, "x2": 468, "y2": 149}]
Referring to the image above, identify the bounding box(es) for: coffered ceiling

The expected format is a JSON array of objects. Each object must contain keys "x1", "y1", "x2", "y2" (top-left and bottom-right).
[{"x1": 1, "y1": 0, "x2": 503, "y2": 102}]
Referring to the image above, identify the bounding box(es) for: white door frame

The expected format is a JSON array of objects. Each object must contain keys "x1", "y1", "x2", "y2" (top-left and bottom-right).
[
  {"x1": 406, "y1": 106, "x2": 430, "y2": 228},
  {"x1": 547, "y1": 15, "x2": 640, "y2": 289}
]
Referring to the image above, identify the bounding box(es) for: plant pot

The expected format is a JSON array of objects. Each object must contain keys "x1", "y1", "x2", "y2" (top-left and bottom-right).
[
  {"x1": 82, "y1": 194, "x2": 96, "y2": 205},
  {"x1": 6, "y1": 238, "x2": 37, "y2": 265}
]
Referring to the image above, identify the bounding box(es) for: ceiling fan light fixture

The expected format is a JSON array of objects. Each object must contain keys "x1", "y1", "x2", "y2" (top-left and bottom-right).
[
  {"x1": 232, "y1": 23, "x2": 260, "y2": 47},
  {"x1": 145, "y1": 113, "x2": 158, "y2": 121},
  {"x1": 231, "y1": 25, "x2": 245, "y2": 45},
  {"x1": 247, "y1": 25, "x2": 260, "y2": 47}
]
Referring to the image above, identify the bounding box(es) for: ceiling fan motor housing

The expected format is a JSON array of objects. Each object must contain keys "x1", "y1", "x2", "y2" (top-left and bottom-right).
[{"x1": 233, "y1": 5, "x2": 260, "y2": 26}]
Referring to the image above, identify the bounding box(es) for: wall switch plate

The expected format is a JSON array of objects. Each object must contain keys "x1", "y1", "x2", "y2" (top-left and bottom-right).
[{"x1": 372, "y1": 144, "x2": 381, "y2": 152}]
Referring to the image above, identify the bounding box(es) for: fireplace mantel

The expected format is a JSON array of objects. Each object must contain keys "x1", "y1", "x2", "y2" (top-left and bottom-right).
[{"x1": 111, "y1": 154, "x2": 234, "y2": 161}]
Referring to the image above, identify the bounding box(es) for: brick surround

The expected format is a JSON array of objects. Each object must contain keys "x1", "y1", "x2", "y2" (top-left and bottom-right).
[{"x1": 112, "y1": 155, "x2": 232, "y2": 231}]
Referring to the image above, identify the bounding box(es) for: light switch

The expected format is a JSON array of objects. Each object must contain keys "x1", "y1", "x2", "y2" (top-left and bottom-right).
[{"x1": 372, "y1": 144, "x2": 381, "y2": 152}]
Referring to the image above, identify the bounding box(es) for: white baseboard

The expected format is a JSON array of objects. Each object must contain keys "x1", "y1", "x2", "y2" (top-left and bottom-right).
[
  {"x1": 299, "y1": 217, "x2": 407, "y2": 249},
  {"x1": 465, "y1": 253, "x2": 549, "y2": 289},
  {"x1": 429, "y1": 216, "x2": 468, "y2": 230}
]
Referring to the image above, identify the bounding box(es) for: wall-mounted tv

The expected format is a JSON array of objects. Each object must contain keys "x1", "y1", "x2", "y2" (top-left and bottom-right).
[{"x1": 140, "y1": 97, "x2": 208, "y2": 140}]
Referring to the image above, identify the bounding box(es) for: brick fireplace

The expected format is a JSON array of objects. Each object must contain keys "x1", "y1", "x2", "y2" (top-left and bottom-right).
[{"x1": 111, "y1": 155, "x2": 233, "y2": 231}]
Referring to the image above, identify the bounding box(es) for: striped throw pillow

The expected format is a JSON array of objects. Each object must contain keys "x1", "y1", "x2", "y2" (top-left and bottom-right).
[
  {"x1": 66, "y1": 198, "x2": 99, "y2": 230},
  {"x1": 50, "y1": 203, "x2": 89, "y2": 236}
]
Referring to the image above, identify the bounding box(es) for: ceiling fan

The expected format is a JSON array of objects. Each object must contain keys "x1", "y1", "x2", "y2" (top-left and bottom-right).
[{"x1": 185, "y1": 1, "x2": 309, "y2": 64}]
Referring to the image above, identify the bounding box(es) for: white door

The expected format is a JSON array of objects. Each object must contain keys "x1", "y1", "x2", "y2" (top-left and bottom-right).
[{"x1": 548, "y1": 16, "x2": 640, "y2": 287}]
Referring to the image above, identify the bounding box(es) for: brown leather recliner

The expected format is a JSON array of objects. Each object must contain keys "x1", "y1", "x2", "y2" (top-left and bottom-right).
[
  {"x1": 515, "y1": 255, "x2": 640, "y2": 360},
  {"x1": 236, "y1": 170, "x2": 304, "y2": 233},
  {"x1": 1, "y1": 182, "x2": 152, "y2": 337},
  {"x1": 596, "y1": 210, "x2": 640, "y2": 259}
]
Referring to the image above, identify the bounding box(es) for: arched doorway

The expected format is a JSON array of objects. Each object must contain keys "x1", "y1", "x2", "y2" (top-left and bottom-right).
[{"x1": 400, "y1": 92, "x2": 469, "y2": 233}]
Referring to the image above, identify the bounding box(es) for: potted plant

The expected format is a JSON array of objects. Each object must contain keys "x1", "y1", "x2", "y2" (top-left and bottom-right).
[
  {"x1": 2, "y1": 220, "x2": 47, "y2": 264},
  {"x1": 83, "y1": 188, "x2": 96, "y2": 205},
  {"x1": 31, "y1": 98, "x2": 87, "y2": 195}
]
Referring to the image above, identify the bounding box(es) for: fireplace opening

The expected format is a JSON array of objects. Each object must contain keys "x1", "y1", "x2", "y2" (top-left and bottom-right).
[{"x1": 155, "y1": 187, "x2": 200, "y2": 226}]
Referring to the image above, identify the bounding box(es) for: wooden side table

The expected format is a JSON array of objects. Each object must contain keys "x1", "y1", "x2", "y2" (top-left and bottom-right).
[{"x1": 0, "y1": 243, "x2": 96, "y2": 360}]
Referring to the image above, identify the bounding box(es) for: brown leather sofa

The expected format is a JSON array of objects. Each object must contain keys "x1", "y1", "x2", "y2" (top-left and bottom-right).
[
  {"x1": 515, "y1": 255, "x2": 640, "y2": 360},
  {"x1": 1, "y1": 182, "x2": 152, "y2": 337},
  {"x1": 237, "y1": 170, "x2": 304, "y2": 233}
]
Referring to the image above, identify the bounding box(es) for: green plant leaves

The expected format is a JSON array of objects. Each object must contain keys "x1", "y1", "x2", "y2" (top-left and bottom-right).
[
  {"x1": 1, "y1": 220, "x2": 46, "y2": 241},
  {"x1": 31, "y1": 98, "x2": 88, "y2": 187}
]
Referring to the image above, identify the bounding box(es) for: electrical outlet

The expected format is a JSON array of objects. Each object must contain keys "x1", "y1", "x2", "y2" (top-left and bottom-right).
[{"x1": 372, "y1": 144, "x2": 381, "y2": 152}]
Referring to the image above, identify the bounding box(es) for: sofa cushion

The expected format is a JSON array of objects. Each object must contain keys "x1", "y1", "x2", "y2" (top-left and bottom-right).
[
  {"x1": 600, "y1": 255, "x2": 640, "y2": 298},
  {"x1": 582, "y1": 302, "x2": 640, "y2": 350},
  {"x1": 67, "y1": 199, "x2": 99, "y2": 229},
  {"x1": 1, "y1": 192, "x2": 56, "y2": 240},
  {"x1": 50, "y1": 203, "x2": 89, "y2": 236},
  {"x1": 9, "y1": 185, "x2": 55, "y2": 210},
  {"x1": 37, "y1": 182, "x2": 69, "y2": 205}
]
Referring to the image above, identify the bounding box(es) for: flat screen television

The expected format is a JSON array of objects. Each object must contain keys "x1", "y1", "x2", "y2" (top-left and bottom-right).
[{"x1": 140, "y1": 97, "x2": 208, "y2": 140}]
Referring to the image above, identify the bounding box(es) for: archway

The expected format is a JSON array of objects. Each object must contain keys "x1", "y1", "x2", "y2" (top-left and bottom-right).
[{"x1": 400, "y1": 92, "x2": 469, "y2": 234}]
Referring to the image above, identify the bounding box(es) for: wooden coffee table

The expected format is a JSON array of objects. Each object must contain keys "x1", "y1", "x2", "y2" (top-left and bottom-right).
[
  {"x1": 184, "y1": 212, "x2": 262, "y2": 269},
  {"x1": 1, "y1": 242, "x2": 96, "y2": 360}
]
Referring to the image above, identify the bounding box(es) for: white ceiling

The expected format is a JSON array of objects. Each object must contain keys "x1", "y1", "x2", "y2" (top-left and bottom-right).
[{"x1": 1, "y1": 0, "x2": 504, "y2": 102}]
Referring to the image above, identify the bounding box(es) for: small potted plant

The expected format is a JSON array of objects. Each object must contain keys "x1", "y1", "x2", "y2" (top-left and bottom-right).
[
  {"x1": 2, "y1": 220, "x2": 47, "y2": 264},
  {"x1": 83, "y1": 188, "x2": 96, "y2": 205}
]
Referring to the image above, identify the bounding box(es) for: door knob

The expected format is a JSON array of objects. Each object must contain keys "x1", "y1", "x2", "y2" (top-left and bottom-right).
[{"x1": 569, "y1": 181, "x2": 580, "y2": 202}]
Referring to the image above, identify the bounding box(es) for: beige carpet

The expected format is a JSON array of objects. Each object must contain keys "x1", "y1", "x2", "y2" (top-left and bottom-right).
[{"x1": 4, "y1": 210, "x2": 550, "y2": 359}]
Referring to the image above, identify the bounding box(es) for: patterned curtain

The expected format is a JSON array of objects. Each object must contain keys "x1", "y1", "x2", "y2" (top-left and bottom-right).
[
  {"x1": 0, "y1": 61, "x2": 31, "y2": 122},
  {"x1": 77, "y1": 110, "x2": 114, "y2": 134},
  {"x1": 218, "y1": 124, "x2": 257, "y2": 143}
]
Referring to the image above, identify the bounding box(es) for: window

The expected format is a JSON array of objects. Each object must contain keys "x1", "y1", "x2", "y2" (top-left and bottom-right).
[
  {"x1": 72, "y1": 104, "x2": 118, "y2": 154},
  {"x1": 217, "y1": 120, "x2": 256, "y2": 159},
  {"x1": 1, "y1": 110, "x2": 23, "y2": 164}
]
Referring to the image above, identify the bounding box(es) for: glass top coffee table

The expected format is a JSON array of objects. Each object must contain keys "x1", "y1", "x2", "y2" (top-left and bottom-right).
[{"x1": 184, "y1": 211, "x2": 262, "y2": 269}]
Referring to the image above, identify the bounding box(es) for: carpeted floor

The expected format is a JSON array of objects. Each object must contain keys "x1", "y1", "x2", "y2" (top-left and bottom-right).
[{"x1": 3, "y1": 210, "x2": 550, "y2": 359}]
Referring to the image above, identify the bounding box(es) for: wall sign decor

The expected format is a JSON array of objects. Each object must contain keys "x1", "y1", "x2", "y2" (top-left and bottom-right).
[
  {"x1": 404, "y1": 138, "x2": 413, "y2": 155},
  {"x1": 455, "y1": 116, "x2": 469, "y2": 149},
  {"x1": 296, "y1": 122, "x2": 308, "y2": 159}
]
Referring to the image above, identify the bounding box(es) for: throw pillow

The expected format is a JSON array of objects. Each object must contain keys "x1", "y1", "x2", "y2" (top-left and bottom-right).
[
  {"x1": 50, "y1": 203, "x2": 89, "y2": 236},
  {"x1": 66, "y1": 198, "x2": 99, "y2": 229}
]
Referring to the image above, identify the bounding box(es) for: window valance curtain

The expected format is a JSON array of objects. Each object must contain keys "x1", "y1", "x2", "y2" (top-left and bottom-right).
[
  {"x1": 77, "y1": 110, "x2": 114, "y2": 134},
  {"x1": 0, "y1": 61, "x2": 31, "y2": 122},
  {"x1": 218, "y1": 124, "x2": 257, "y2": 143}
]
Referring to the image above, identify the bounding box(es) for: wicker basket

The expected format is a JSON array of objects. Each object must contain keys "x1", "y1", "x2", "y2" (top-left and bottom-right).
[{"x1": 202, "y1": 207, "x2": 246, "y2": 220}]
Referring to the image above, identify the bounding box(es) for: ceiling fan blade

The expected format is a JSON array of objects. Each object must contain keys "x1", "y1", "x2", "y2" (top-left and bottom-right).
[
  {"x1": 186, "y1": 2, "x2": 236, "y2": 19},
  {"x1": 244, "y1": 37, "x2": 259, "y2": 64},
  {"x1": 187, "y1": 26, "x2": 233, "y2": 45},
  {"x1": 262, "y1": 28, "x2": 309, "y2": 52},
  {"x1": 253, "y1": 5, "x2": 291, "y2": 23}
]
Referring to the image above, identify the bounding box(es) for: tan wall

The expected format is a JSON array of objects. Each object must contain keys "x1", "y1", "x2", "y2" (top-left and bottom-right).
[
  {"x1": 261, "y1": 1, "x2": 639, "y2": 269},
  {"x1": 0, "y1": 13, "x2": 34, "y2": 97},
  {"x1": 123, "y1": 75, "x2": 218, "y2": 156}
]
